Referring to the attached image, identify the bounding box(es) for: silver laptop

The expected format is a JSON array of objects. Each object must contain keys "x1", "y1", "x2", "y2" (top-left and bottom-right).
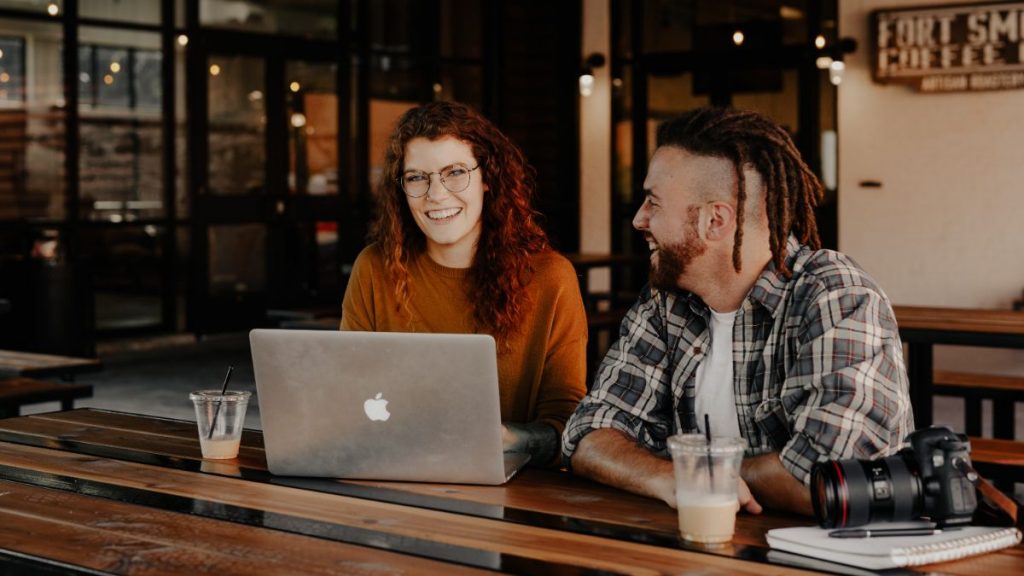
[{"x1": 249, "y1": 329, "x2": 530, "y2": 484}]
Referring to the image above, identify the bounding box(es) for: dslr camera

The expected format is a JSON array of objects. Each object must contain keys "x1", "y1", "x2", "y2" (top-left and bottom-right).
[{"x1": 810, "y1": 426, "x2": 977, "y2": 528}]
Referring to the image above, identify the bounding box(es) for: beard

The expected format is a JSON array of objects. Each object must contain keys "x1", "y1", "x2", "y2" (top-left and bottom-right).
[{"x1": 649, "y1": 221, "x2": 706, "y2": 291}]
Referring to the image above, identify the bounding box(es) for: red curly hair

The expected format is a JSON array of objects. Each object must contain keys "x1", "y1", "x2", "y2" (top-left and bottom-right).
[{"x1": 371, "y1": 101, "x2": 550, "y2": 344}]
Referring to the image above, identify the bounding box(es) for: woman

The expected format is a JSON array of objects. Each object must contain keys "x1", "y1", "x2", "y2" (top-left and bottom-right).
[{"x1": 341, "y1": 101, "x2": 587, "y2": 465}]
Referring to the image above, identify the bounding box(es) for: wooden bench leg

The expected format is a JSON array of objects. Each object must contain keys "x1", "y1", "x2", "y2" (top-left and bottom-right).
[
  {"x1": 964, "y1": 396, "x2": 983, "y2": 437},
  {"x1": 992, "y1": 398, "x2": 1016, "y2": 440}
]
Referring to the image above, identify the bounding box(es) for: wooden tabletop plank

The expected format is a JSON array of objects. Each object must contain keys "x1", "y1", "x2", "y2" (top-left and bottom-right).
[
  {"x1": 26, "y1": 409, "x2": 265, "y2": 451},
  {"x1": 0, "y1": 480, "x2": 483, "y2": 576},
  {"x1": 0, "y1": 349, "x2": 101, "y2": 378},
  {"x1": 13, "y1": 410, "x2": 795, "y2": 544},
  {"x1": 0, "y1": 416, "x2": 267, "y2": 467},
  {"x1": 0, "y1": 441, "x2": 812, "y2": 576},
  {"x1": 893, "y1": 306, "x2": 1024, "y2": 335},
  {"x1": 8, "y1": 411, "x2": 1021, "y2": 575}
]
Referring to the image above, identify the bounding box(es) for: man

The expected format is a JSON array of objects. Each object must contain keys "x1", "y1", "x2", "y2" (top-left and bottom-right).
[{"x1": 562, "y1": 107, "x2": 913, "y2": 515}]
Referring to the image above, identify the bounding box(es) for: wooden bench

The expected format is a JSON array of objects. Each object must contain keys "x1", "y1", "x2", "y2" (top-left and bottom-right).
[
  {"x1": 968, "y1": 437, "x2": 1024, "y2": 488},
  {"x1": 0, "y1": 349, "x2": 102, "y2": 381},
  {"x1": 934, "y1": 370, "x2": 1024, "y2": 439},
  {"x1": 0, "y1": 377, "x2": 93, "y2": 418}
]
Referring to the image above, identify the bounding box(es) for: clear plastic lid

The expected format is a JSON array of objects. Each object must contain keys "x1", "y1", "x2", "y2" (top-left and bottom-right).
[
  {"x1": 667, "y1": 433, "x2": 746, "y2": 455},
  {"x1": 189, "y1": 390, "x2": 252, "y2": 402}
]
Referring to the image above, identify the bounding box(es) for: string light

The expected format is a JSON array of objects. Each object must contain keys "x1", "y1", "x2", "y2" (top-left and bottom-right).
[
  {"x1": 47, "y1": 3, "x2": 59, "y2": 16},
  {"x1": 177, "y1": 35, "x2": 189, "y2": 47},
  {"x1": 732, "y1": 30, "x2": 745, "y2": 46},
  {"x1": 814, "y1": 35, "x2": 826, "y2": 49},
  {"x1": 289, "y1": 81, "x2": 301, "y2": 92},
  {"x1": 209, "y1": 64, "x2": 221, "y2": 76},
  {"x1": 110, "y1": 62, "x2": 121, "y2": 73}
]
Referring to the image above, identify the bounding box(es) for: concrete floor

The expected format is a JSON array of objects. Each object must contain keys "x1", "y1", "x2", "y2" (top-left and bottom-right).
[{"x1": 23, "y1": 332, "x2": 262, "y2": 429}]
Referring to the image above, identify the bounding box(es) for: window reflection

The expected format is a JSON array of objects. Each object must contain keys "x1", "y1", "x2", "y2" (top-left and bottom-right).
[
  {"x1": 83, "y1": 225, "x2": 164, "y2": 330},
  {"x1": 207, "y1": 54, "x2": 265, "y2": 195},
  {"x1": 209, "y1": 224, "x2": 266, "y2": 294},
  {"x1": 286, "y1": 61, "x2": 337, "y2": 196},
  {"x1": 0, "y1": 20, "x2": 64, "y2": 220},
  {"x1": 80, "y1": 0, "x2": 160, "y2": 25},
  {"x1": 201, "y1": 0, "x2": 337, "y2": 40},
  {"x1": 0, "y1": 36, "x2": 25, "y2": 103},
  {"x1": 79, "y1": 27, "x2": 163, "y2": 221}
]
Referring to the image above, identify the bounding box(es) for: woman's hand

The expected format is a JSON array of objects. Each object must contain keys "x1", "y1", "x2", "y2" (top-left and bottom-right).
[{"x1": 502, "y1": 422, "x2": 559, "y2": 464}]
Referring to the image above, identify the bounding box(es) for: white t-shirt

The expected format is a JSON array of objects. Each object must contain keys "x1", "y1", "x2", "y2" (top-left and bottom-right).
[{"x1": 693, "y1": 308, "x2": 742, "y2": 438}]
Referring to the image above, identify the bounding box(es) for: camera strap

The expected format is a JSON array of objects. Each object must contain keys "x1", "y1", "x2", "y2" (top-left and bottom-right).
[{"x1": 955, "y1": 458, "x2": 1020, "y2": 528}]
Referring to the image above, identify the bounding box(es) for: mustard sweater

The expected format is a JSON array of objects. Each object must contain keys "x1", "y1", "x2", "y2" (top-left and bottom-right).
[{"x1": 341, "y1": 244, "x2": 588, "y2": 435}]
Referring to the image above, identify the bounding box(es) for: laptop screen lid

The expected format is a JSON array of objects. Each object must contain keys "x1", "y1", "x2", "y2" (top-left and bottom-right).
[{"x1": 250, "y1": 329, "x2": 520, "y2": 484}]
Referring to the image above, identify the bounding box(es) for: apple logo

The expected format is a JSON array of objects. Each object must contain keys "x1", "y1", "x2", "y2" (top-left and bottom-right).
[{"x1": 363, "y1": 392, "x2": 391, "y2": 422}]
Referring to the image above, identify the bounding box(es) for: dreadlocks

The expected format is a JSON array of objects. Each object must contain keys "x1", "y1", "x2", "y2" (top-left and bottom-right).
[{"x1": 656, "y1": 107, "x2": 823, "y2": 277}]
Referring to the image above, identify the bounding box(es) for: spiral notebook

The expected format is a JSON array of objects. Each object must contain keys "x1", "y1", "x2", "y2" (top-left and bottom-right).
[{"x1": 766, "y1": 523, "x2": 1022, "y2": 570}]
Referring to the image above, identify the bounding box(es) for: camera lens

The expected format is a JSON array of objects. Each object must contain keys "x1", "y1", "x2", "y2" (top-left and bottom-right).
[{"x1": 811, "y1": 453, "x2": 923, "y2": 528}]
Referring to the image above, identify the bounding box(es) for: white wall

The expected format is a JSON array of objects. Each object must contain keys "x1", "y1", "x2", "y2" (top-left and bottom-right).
[
  {"x1": 580, "y1": 0, "x2": 611, "y2": 292},
  {"x1": 839, "y1": 0, "x2": 1024, "y2": 308}
]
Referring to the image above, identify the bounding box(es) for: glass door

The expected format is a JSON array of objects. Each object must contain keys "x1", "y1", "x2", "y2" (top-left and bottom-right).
[{"x1": 189, "y1": 36, "x2": 344, "y2": 333}]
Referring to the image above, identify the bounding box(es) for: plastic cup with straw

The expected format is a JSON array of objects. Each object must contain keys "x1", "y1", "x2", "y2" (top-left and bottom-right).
[
  {"x1": 667, "y1": 416, "x2": 747, "y2": 544},
  {"x1": 189, "y1": 366, "x2": 251, "y2": 460}
]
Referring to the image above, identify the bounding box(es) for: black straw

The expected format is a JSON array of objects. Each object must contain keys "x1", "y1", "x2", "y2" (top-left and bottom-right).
[
  {"x1": 206, "y1": 366, "x2": 234, "y2": 440},
  {"x1": 704, "y1": 414, "x2": 715, "y2": 490}
]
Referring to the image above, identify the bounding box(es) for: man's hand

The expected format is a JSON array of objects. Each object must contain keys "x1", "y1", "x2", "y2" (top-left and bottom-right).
[
  {"x1": 737, "y1": 478, "x2": 763, "y2": 514},
  {"x1": 572, "y1": 429, "x2": 763, "y2": 513},
  {"x1": 741, "y1": 452, "x2": 813, "y2": 516},
  {"x1": 572, "y1": 428, "x2": 675, "y2": 504}
]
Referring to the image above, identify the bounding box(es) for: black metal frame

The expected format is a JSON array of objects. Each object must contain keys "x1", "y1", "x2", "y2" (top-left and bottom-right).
[
  {"x1": 612, "y1": 0, "x2": 840, "y2": 265},
  {"x1": 0, "y1": 0, "x2": 578, "y2": 339}
]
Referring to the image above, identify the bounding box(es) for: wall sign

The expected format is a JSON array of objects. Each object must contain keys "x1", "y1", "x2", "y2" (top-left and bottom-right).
[{"x1": 872, "y1": 2, "x2": 1024, "y2": 92}]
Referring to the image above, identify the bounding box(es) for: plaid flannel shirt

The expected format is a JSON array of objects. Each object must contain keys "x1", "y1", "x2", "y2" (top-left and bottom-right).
[{"x1": 562, "y1": 236, "x2": 914, "y2": 485}]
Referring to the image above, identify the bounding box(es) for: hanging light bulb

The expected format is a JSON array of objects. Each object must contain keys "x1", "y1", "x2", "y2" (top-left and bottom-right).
[
  {"x1": 578, "y1": 71, "x2": 595, "y2": 97},
  {"x1": 829, "y1": 60, "x2": 845, "y2": 86},
  {"x1": 732, "y1": 30, "x2": 745, "y2": 46},
  {"x1": 814, "y1": 35, "x2": 826, "y2": 49},
  {"x1": 177, "y1": 35, "x2": 189, "y2": 47}
]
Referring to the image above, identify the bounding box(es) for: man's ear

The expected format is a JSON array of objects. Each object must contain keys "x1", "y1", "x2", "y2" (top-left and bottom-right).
[{"x1": 703, "y1": 200, "x2": 736, "y2": 241}]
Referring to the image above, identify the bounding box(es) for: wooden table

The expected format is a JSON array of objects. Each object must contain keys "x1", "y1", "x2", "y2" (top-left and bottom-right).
[
  {"x1": 0, "y1": 409, "x2": 1020, "y2": 575},
  {"x1": 893, "y1": 306, "x2": 1024, "y2": 428},
  {"x1": 0, "y1": 348, "x2": 102, "y2": 380}
]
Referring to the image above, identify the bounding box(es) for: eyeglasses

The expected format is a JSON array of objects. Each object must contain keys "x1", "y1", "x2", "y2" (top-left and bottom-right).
[{"x1": 398, "y1": 163, "x2": 481, "y2": 198}]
